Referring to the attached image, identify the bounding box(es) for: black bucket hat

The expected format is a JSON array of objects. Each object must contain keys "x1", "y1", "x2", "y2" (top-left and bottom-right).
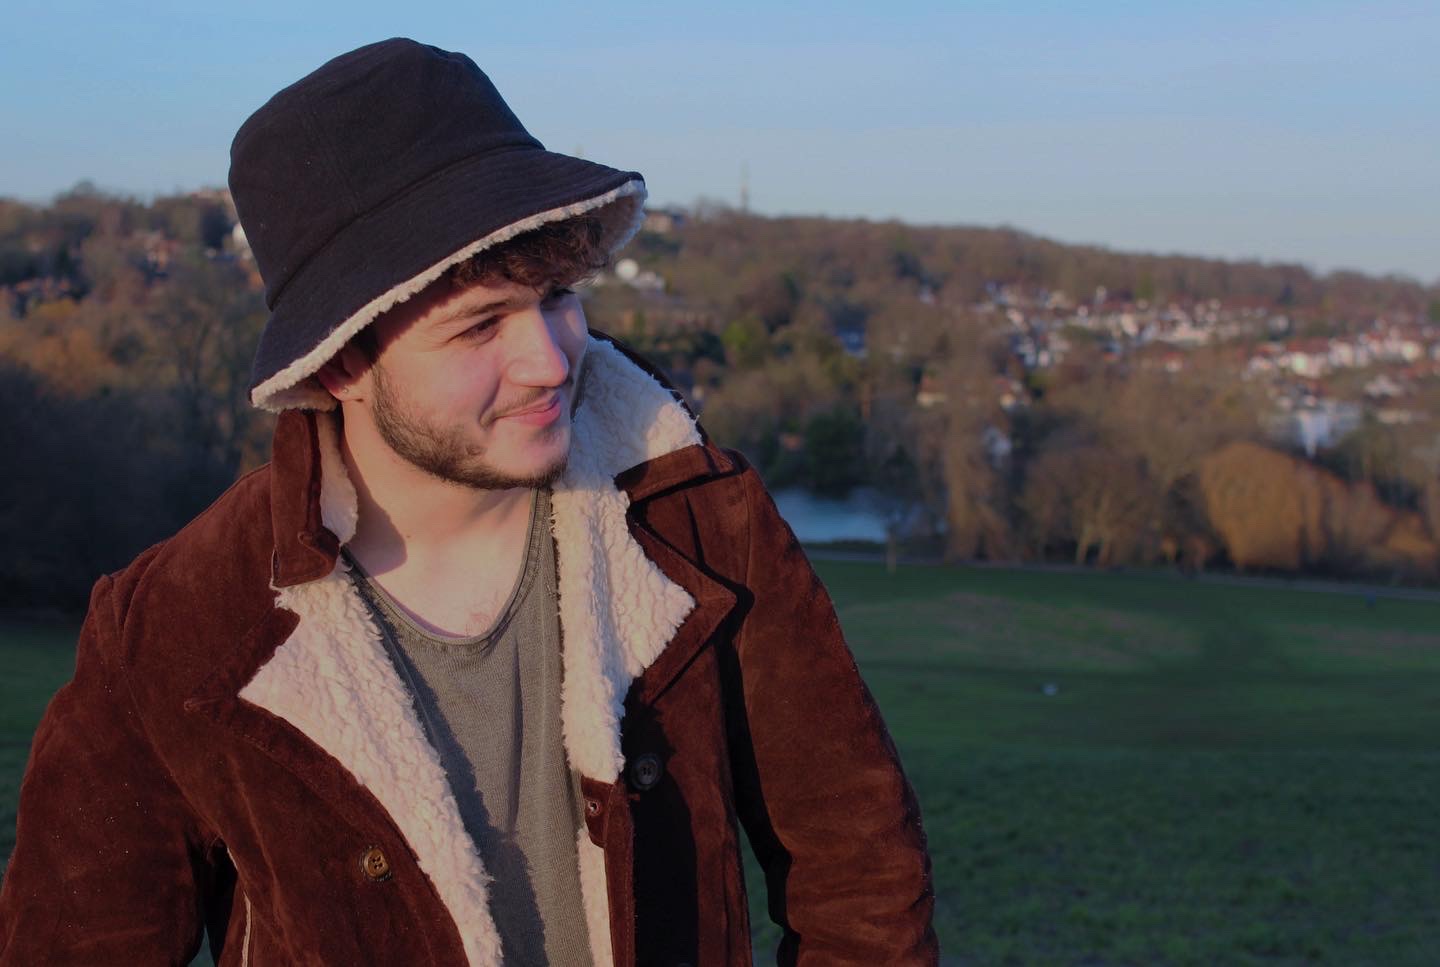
[{"x1": 230, "y1": 38, "x2": 646, "y2": 411}]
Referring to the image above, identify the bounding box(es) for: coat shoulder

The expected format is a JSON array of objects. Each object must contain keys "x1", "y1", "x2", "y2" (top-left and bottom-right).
[
  {"x1": 627, "y1": 441, "x2": 769, "y2": 585},
  {"x1": 101, "y1": 463, "x2": 279, "y2": 685},
  {"x1": 110, "y1": 463, "x2": 276, "y2": 615}
]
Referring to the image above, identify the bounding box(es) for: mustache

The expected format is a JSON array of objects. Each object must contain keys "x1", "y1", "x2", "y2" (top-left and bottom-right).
[{"x1": 486, "y1": 374, "x2": 577, "y2": 424}]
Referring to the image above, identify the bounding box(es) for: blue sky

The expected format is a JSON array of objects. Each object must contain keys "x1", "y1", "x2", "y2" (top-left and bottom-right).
[{"x1": 3, "y1": 0, "x2": 1436, "y2": 280}]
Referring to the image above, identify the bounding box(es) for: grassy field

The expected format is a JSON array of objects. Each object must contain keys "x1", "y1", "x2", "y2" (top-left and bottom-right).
[
  {"x1": 4, "y1": 563, "x2": 1439, "y2": 964},
  {"x1": 0, "y1": 618, "x2": 80, "y2": 871}
]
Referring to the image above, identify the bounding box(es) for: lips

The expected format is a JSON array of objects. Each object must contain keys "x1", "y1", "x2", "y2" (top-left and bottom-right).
[{"x1": 501, "y1": 394, "x2": 563, "y2": 426}]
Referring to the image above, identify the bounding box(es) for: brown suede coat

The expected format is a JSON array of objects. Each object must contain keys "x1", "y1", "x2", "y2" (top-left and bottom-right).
[{"x1": 0, "y1": 339, "x2": 936, "y2": 966}]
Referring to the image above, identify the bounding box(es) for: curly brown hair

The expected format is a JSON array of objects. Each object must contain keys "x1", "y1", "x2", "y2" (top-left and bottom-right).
[
  {"x1": 351, "y1": 212, "x2": 610, "y2": 361},
  {"x1": 448, "y1": 211, "x2": 610, "y2": 290}
]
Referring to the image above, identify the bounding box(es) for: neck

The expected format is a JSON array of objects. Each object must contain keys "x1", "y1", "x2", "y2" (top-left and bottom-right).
[{"x1": 336, "y1": 406, "x2": 535, "y2": 574}]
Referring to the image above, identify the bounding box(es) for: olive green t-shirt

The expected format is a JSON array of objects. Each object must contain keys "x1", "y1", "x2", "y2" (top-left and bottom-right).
[{"x1": 343, "y1": 488, "x2": 592, "y2": 966}]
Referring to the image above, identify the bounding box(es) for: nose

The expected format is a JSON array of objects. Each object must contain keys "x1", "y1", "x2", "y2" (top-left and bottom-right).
[{"x1": 505, "y1": 306, "x2": 572, "y2": 388}]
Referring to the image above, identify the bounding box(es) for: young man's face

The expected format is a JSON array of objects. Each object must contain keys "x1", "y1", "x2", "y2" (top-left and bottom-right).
[{"x1": 352, "y1": 274, "x2": 589, "y2": 490}]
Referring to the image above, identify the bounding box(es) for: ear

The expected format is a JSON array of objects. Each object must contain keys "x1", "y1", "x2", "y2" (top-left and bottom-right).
[{"x1": 315, "y1": 343, "x2": 374, "y2": 402}]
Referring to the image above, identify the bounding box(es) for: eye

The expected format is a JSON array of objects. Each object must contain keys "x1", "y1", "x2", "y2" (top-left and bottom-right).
[{"x1": 458, "y1": 316, "x2": 498, "y2": 341}]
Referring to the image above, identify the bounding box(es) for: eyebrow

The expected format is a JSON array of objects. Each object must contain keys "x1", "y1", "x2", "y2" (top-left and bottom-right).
[{"x1": 428, "y1": 293, "x2": 517, "y2": 330}]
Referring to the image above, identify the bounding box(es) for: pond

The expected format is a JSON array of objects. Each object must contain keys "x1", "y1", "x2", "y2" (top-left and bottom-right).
[{"x1": 770, "y1": 487, "x2": 894, "y2": 543}]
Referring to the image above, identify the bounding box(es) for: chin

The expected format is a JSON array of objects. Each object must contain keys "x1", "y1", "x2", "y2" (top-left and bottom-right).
[
  {"x1": 485, "y1": 434, "x2": 572, "y2": 488},
  {"x1": 515, "y1": 451, "x2": 571, "y2": 488}
]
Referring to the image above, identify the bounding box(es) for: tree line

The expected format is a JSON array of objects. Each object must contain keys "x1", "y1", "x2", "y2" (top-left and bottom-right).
[
  {"x1": 2, "y1": 187, "x2": 1437, "y2": 610},
  {"x1": 605, "y1": 209, "x2": 1439, "y2": 583},
  {"x1": 2, "y1": 187, "x2": 270, "y2": 609}
]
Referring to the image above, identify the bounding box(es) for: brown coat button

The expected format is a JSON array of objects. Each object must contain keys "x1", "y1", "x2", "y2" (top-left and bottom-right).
[
  {"x1": 629, "y1": 753, "x2": 664, "y2": 791},
  {"x1": 584, "y1": 797, "x2": 602, "y2": 816},
  {"x1": 360, "y1": 846, "x2": 392, "y2": 881}
]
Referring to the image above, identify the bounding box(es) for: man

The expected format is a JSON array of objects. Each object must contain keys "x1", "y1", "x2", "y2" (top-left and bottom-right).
[{"x1": 0, "y1": 39, "x2": 936, "y2": 966}]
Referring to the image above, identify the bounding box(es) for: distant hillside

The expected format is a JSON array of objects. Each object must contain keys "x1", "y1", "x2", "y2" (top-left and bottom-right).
[
  {"x1": 1, "y1": 186, "x2": 1436, "y2": 604},
  {"x1": 4, "y1": 189, "x2": 1433, "y2": 320},
  {"x1": 623, "y1": 207, "x2": 1436, "y2": 324}
]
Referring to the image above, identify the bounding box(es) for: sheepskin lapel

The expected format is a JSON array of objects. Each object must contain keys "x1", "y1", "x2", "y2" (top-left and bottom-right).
[
  {"x1": 238, "y1": 412, "x2": 506, "y2": 967},
  {"x1": 549, "y1": 340, "x2": 702, "y2": 965},
  {"x1": 233, "y1": 338, "x2": 701, "y2": 967},
  {"x1": 549, "y1": 339, "x2": 701, "y2": 779}
]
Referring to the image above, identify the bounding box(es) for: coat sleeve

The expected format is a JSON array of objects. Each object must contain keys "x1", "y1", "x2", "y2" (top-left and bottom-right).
[
  {"x1": 727, "y1": 462, "x2": 939, "y2": 965},
  {"x1": 0, "y1": 574, "x2": 210, "y2": 965}
]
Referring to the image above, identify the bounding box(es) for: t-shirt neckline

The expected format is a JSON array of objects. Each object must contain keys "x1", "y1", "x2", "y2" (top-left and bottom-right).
[{"x1": 342, "y1": 487, "x2": 549, "y2": 648}]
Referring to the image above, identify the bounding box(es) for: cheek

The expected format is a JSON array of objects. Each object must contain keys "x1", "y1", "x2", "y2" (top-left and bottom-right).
[{"x1": 423, "y1": 355, "x2": 503, "y2": 415}]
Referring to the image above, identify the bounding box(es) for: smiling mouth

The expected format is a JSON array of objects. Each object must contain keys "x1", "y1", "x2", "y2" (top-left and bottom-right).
[
  {"x1": 496, "y1": 373, "x2": 576, "y2": 425},
  {"x1": 506, "y1": 392, "x2": 559, "y2": 416},
  {"x1": 500, "y1": 394, "x2": 563, "y2": 426}
]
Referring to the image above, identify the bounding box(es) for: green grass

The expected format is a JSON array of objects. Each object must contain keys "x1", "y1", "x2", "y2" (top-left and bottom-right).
[
  {"x1": 5, "y1": 564, "x2": 1440, "y2": 964},
  {"x1": 0, "y1": 618, "x2": 77, "y2": 867},
  {"x1": 740, "y1": 563, "x2": 1440, "y2": 965}
]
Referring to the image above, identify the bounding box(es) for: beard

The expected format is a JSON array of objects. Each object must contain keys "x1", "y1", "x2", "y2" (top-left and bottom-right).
[{"x1": 369, "y1": 361, "x2": 571, "y2": 491}]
